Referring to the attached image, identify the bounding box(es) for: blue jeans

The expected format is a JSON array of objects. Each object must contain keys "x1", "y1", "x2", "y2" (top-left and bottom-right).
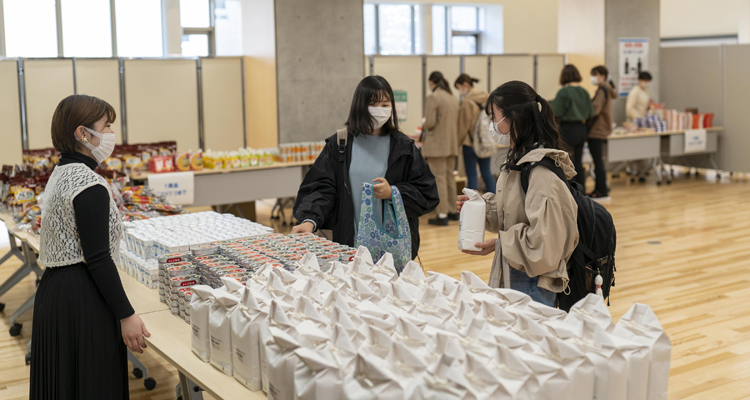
[
  {"x1": 509, "y1": 267, "x2": 557, "y2": 307},
  {"x1": 463, "y1": 146, "x2": 496, "y2": 193}
]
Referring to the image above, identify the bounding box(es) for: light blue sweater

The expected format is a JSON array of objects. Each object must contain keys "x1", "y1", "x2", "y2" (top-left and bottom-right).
[{"x1": 350, "y1": 134, "x2": 391, "y2": 232}]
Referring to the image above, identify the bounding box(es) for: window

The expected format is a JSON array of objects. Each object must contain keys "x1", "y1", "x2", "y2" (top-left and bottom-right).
[
  {"x1": 215, "y1": 0, "x2": 243, "y2": 56},
  {"x1": 432, "y1": 5, "x2": 446, "y2": 55},
  {"x1": 451, "y1": 6, "x2": 477, "y2": 31},
  {"x1": 363, "y1": 4, "x2": 376, "y2": 55},
  {"x1": 451, "y1": 36, "x2": 476, "y2": 55},
  {"x1": 450, "y1": 6, "x2": 480, "y2": 55},
  {"x1": 182, "y1": 34, "x2": 209, "y2": 57},
  {"x1": 378, "y1": 4, "x2": 412, "y2": 55},
  {"x1": 116, "y1": 0, "x2": 163, "y2": 57},
  {"x1": 3, "y1": 0, "x2": 58, "y2": 57},
  {"x1": 180, "y1": 0, "x2": 210, "y2": 28},
  {"x1": 413, "y1": 5, "x2": 422, "y2": 55},
  {"x1": 61, "y1": 0, "x2": 113, "y2": 57},
  {"x1": 180, "y1": 0, "x2": 213, "y2": 56}
]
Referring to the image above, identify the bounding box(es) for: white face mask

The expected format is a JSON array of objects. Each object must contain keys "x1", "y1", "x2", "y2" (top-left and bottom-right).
[
  {"x1": 368, "y1": 106, "x2": 392, "y2": 130},
  {"x1": 590, "y1": 76, "x2": 600, "y2": 86},
  {"x1": 490, "y1": 116, "x2": 511, "y2": 146},
  {"x1": 78, "y1": 126, "x2": 116, "y2": 163},
  {"x1": 459, "y1": 89, "x2": 469, "y2": 96}
]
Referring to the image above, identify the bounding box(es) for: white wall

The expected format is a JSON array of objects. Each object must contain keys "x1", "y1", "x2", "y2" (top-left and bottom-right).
[
  {"x1": 368, "y1": 0, "x2": 558, "y2": 54},
  {"x1": 661, "y1": 0, "x2": 750, "y2": 42}
]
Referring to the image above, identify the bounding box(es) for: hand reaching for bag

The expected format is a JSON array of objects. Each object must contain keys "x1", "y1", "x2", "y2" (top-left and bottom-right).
[
  {"x1": 372, "y1": 178, "x2": 392, "y2": 200},
  {"x1": 456, "y1": 195, "x2": 469, "y2": 213}
]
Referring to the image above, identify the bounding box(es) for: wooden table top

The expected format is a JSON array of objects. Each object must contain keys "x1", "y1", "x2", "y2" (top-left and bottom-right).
[
  {"x1": 607, "y1": 126, "x2": 724, "y2": 140},
  {"x1": 130, "y1": 160, "x2": 315, "y2": 181}
]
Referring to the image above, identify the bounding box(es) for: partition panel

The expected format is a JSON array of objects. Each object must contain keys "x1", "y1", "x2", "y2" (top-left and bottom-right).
[
  {"x1": 124, "y1": 59, "x2": 199, "y2": 151},
  {"x1": 463, "y1": 56, "x2": 490, "y2": 92},
  {"x1": 372, "y1": 56, "x2": 423, "y2": 138},
  {"x1": 425, "y1": 56, "x2": 461, "y2": 99},
  {"x1": 75, "y1": 59, "x2": 123, "y2": 143},
  {"x1": 660, "y1": 46, "x2": 723, "y2": 126},
  {"x1": 722, "y1": 44, "x2": 750, "y2": 173},
  {"x1": 201, "y1": 58, "x2": 245, "y2": 151},
  {"x1": 536, "y1": 54, "x2": 565, "y2": 100},
  {"x1": 0, "y1": 60, "x2": 23, "y2": 165},
  {"x1": 489, "y1": 55, "x2": 534, "y2": 90},
  {"x1": 24, "y1": 59, "x2": 75, "y2": 150}
]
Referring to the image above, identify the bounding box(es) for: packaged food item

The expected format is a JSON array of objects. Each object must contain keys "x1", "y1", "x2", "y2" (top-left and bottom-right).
[
  {"x1": 175, "y1": 151, "x2": 191, "y2": 171},
  {"x1": 149, "y1": 156, "x2": 175, "y2": 173},
  {"x1": 457, "y1": 188, "x2": 486, "y2": 251},
  {"x1": 190, "y1": 150, "x2": 204, "y2": 170},
  {"x1": 191, "y1": 285, "x2": 214, "y2": 362},
  {"x1": 209, "y1": 291, "x2": 241, "y2": 375}
]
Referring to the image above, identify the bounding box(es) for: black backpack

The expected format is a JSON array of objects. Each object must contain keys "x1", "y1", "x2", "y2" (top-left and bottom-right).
[{"x1": 512, "y1": 157, "x2": 616, "y2": 312}]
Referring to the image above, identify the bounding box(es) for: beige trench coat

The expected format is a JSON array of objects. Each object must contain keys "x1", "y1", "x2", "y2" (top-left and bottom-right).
[
  {"x1": 482, "y1": 148, "x2": 579, "y2": 293},
  {"x1": 457, "y1": 88, "x2": 490, "y2": 147},
  {"x1": 422, "y1": 87, "x2": 460, "y2": 158}
]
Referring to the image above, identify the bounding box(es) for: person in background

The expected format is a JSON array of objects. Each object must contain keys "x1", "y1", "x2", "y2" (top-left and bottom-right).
[
  {"x1": 455, "y1": 73, "x2": 496, "y2": 194},
  {"x1": 550, "y1": 64, "x2": 594, "y2": 188},
  {"x1": 588, "y1": 66, "x2": 618, "y2": 200},
  {"x1": 423, "y1": 71, "x2": 461, "y2": 226},
  {"x1": 627, "y1": 71, "x2": 652, "y2": 120},
  {"x1": 457, "y1": 81, "x2": 579, "y2": 306},
  {"x1": 291, "y1": 75, "x2": 438, "y2": 260},
  {"x1": 32, "y1": 95, "x2": 150, "y2": 399},
  {"x1": 626, "y1": 71, "x2": 653, "y2": 182}
]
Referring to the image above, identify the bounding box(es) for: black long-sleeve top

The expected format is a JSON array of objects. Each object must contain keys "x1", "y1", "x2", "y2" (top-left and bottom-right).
[{"x1": 58, "y1": 152, "x2": 135, "y2": 320}]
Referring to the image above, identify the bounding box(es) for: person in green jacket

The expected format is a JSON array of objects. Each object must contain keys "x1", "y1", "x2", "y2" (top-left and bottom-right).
[{"x1": 550, "y1": 64, "x2": 594, "y2": 188}]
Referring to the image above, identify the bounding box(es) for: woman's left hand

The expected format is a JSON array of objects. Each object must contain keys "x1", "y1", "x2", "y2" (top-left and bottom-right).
[
  {"x1": 372, "y1": 178, "x2": 392, "y2": 200},
  {"x1": 462, "y1": 239, "x2": 497, "y2": 256}
]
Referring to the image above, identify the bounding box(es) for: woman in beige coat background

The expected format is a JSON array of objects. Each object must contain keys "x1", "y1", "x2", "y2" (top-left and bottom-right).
[
  {"x1": 455, "y1": 74, "x2": 496, "y2": 194},
  {"x1": 423, "y1": 71, "x2": 460, "y2": 226},
  {"x1": 457, "y1": 81, "x2": 579, "y2": 307}
]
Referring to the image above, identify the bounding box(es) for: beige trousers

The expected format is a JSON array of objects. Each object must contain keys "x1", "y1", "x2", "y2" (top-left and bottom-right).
[{"x1": 427, "y1": 156, "x2": 458, "y2": 215}]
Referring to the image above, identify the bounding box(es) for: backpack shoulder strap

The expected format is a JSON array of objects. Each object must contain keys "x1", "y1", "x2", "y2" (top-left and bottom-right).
[
  {"x1": 336, "y1": 128, "x2": 348, "y2": 162},
  {"x1": 472, "y1": 100, "x2": 485, "y2": 111},
  {"x1": 511, "y1": 157, "x2": 569, "y2": 194}
]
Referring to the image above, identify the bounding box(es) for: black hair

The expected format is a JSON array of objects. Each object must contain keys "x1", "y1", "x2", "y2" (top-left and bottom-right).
[
  {"x1": 454, "y1": 73, "x2": 479, "y2": 88},
  {"x1": 559, "y1": 64, "x2": 582, "y2": 86},
  {"x1": 485, "y1": 81, "x2": 569, "y2": 168},
  {"x1": 428, "y1": 71, "x2": 452, "y2": 95},
  {"x1": 345, "y1": 75, "x2": 399, "y2": 137},
  {"x1": 638, "y1": 71, "x2": 652, "y2": 81}
]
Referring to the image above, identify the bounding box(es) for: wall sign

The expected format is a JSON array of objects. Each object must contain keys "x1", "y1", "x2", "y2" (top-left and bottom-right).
[
  {"x1": 684, "y1": 129, "x2": 707, "y2": 154},
  {"x1": 394, "y1": 90, "x2": 408, "y2": 122},
  {"x1": 147, "y1": 171, "x2": 195, "y2": 205},
  {"x1": 618, "y1": 38, "x2": 649, "y2": 97}
]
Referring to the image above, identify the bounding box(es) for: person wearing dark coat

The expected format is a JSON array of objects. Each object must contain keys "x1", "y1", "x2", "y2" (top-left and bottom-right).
[{"x1": 292, "y1": 76, "x2": 439, "y2": 259}]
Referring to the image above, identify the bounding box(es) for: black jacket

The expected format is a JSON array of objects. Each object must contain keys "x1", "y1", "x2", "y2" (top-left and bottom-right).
[{"x1": 293, "y1": 131, "x2": 439, "y2": 258}]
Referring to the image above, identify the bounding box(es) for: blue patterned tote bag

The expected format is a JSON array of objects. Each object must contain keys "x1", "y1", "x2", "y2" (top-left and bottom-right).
[{"x1": 355, "y1": 182, "x2": 412, "y2": 272}]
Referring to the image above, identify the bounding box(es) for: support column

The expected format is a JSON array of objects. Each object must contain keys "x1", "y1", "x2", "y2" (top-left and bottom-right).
[
  {"x1": 419, "y1": 4, "x2": 433, "y2": 55},
  {"x1": 162, "y1": 0, "x2": 183, "y2": 56}
]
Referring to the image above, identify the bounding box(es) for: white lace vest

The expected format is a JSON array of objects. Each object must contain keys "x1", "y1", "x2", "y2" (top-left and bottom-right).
[{"x1": 39, "y1": 164, "x2": 122, "y2": 268}]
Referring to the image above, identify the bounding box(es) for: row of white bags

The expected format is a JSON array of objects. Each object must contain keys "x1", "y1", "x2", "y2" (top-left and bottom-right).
[{"x1": 189, "y1": 247, "x2": 671, "y2": 400}]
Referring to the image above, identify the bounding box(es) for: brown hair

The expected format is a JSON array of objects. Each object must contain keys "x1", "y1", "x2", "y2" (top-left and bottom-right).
[
  {"x1": 428, "y1": 71, "x2": 452, "y2": 95},
  {"x1": 454, "y1": 73, "x2": 480, "y2": 88},
  {"x1": 591, "y1": 65, "x2": 608, "y2": 77},
  {"x1": 51, "y1": 94, "x2": 116, "y2": 154},
  {"x1": 559, "y1": 64, "x2": 582, "y2": 86}
]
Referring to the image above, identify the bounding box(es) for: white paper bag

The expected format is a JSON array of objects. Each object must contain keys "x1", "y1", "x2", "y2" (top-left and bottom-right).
[
  {"x1": 425, "y1": 330, "x2": 466, "y2": 366},
  {"x1": 328, "y1": 323, "x2": 359, "y2": 371},
  {"x1": 392, "y1": 316, "x2": 431, "y2": 358},
  {"x1": 463, "y1": 352, "x2": 513, "y2": 400},
  {"x1": 565, "y1": 293, "x2": 615, "y2": 333},
  {"x1": 413, "y1": 287, "x2": 454, "y2": 327},
  {"x1": 324, "y1": 262, "x2": 351, "y2": 291},
  {"x1": 480, "y1": 299, "x2": 516, "y2": 331},
  {"x1": 378, "y1": 282, "x2": 417, "y2": 316},
  {"x1": 230, "y1": 286, "x2": 268, "y2": 391},
  {"x1": 342, "y1": 350, "x2": 405, "y2": 400},
  {"x1": 260, "y1": 300, "x2": 297, "y2": 393},
  {"x1": 456, "y1": 317, "x2": 498, "y2": 360},
  {"x1": 293, "y1": 347, "x2": 343, "y2": 400},
  {"x1": 458, "y1": 188, "x2": 486, "y2": 251},
  {"x1": 611, "y1": 334, "x2": 651, "y2": 400},
  {"x1": 288, "y1": 295, "x2": 330, "y2": 331},
  {"x1": 346, "y1": 276, "x2": 382, "y2": 303},
  {"x1": 371, "y1": 253, "x2": 399, "y2": 283},
  {"x1": 362, "y1": 325, "x2": 395, "y2": 359},
  {"x1": 537, "y1": 336, "x2": 595, "y2": 400},
  {"x1": 410, "y1": 355, "x2": 470, "y2": 400},
  {"x1": 348, "y1": 253, "x2": 377, "y2": 285},
  {"x1": 512, "y1": 313, "x2": 554, "y2": 345},
  {"x1": 320, "y1": 290, "x2": 358, "y2": 320},
  {"x1": 265, "y1": 272, "x2": 298, "y2": 304},
  {"x1": 330, "y1": 306, "x2": 367, "y2": 348},
  {"x1": 220, "y1": 276, "x2": 246, "y2": 297},
  {"x1": 613, "y1": 303, "x2": 671, "y2": 400},
  {"x1": 514, "y1": 348, "x2": 572, "y2": 400},
  {"x1": 490, "y1": 345, "x2": 537, "y2": 399},
  {"x1": 209, "y1": 290, "x2": 241, "y2": 375},
  {"x1": 553, "y1": 319, "x2": 627, "y2": 400},
  {"x1": 397, "y1": 261, "x2": 428, "y2": 288},
  {"x1": 264, "y1": 327, "x2": 302, "y2": 400},
  {"x1": 190, "y1": 285, "x2": 214, "y2": 362},
  {"x1": 387, "y1": 341, "x2": 429, "y2": 382}
]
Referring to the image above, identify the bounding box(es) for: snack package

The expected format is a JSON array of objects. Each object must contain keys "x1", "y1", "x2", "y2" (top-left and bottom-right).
[
  {"x1": 209, "y1": 291, "x2": 241, "y2": 375},
  {"x1": 190, "y1": 285, "x2": 215, "y2": 362},
  {"x1": 190, "y1": 150, "x2": 204, "y2": 170},
  {"x1": 149, "y1": 156, "x2": 175, "y2": 173},
  {"x1": 175, "y1": 151, "x2": 191, "y2": 171}
]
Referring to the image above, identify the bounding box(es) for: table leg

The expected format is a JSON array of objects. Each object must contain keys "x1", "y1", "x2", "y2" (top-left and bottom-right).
[
  {"x1": 0, "y1": 262, "x2": 32, "y2": 300},
  {"x1": 178, "y1": 372, "x2": 192, "y2": 400},
  {"x1": 9, "y1": 292, "x2": 33, "y2": 326}
]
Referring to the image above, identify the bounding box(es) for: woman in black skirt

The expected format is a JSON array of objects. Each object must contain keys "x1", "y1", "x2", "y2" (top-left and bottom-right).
[{"x1": 32, "y1": 95, "x2": 150, "y2": 399}]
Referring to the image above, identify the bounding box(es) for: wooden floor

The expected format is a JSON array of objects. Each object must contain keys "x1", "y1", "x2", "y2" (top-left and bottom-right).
[{"x1": 2, "y1": 170, "x2": 750, "y2": 399}]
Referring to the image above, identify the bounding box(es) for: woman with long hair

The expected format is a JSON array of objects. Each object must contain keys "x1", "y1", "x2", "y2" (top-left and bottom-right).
[
  {"x1": 458, "y1": 81, "x2": 579, "y2": 306},
  {"x1": 292, "y1": 75, "x2": 438, "y2": 261},
  {"x1": 455, "y1": 73, "x2": 496, "y2": 194}
]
